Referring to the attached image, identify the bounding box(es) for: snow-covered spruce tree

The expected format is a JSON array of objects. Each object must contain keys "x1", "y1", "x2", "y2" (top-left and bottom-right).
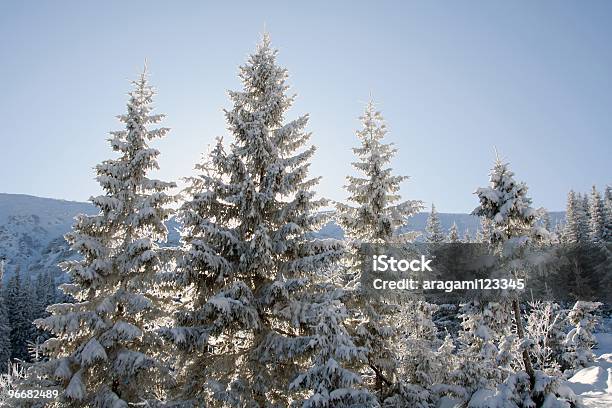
[
  {"x1": 471, "y1": 154, "x2": 562, "y2": 406},
  {"x1": 604, "y1": 186, "x2": 612, "y2": 241},
  {"x1": 563, "y1": 191, "x2": 584, "y2": 244},
  {"x1": 335, "y1": 100, "x2": 423, "y2": 403},
  {"x1": 537, "y1": 209, "x2": 558, "y2": 245},
  {"x1": 463, "y1": 229, "x2": 472, "y2": 243},
  {"x1": 454, "y1": 300, "x2": 511, "y2": 397},
  {"x1": 32, "y1": 69, "x2": 176, "y2": 406},
  {"x1": 588, "y1": 186, "x2": 606, "y2": 243},
  {"x1": 5, "y1": 268, "x2": 34, "y2": 362},
  {"x1": 525, "y1": 301, "x2": 566, "y2": 375},
  {"x1": 446, "y1": 222, "x2": 459, "y2": 243},
  {"x1": 475, "y1": 217, "x2": 492, "y2": 244},
  {"x1": 425, "y1": 204, "x2": 444, "y2": 244},
  {"x1": 0, "y1": 260, "x2": 10, "y2": 373},
  {"x1": 336, "y1": 100, "x2": 422, "y2": 247},
  {"x1": 389, "y1": 301, "x2": 461, "y2": 407},
  {"x1": 165, "y1": 34, "x2": 373, "y2": 407},
  {"x1": 563, "y1": 301, "x2": 602, "y2": 371}
]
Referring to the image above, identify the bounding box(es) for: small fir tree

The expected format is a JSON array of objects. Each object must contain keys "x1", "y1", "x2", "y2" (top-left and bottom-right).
[
  {"x1": 425, "y1": 204, "x2": 445, "y2": 244},
  {"x1": 588, "y1": 186, "x2": 606, "y2": 243},
  {"x1": 447, "y1": 223, "x2": 459, "y2": 243}
]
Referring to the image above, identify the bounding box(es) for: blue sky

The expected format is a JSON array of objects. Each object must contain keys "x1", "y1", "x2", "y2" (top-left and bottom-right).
[{"x1": 0, "y1": 1, "x2": 610, "y2": 212}]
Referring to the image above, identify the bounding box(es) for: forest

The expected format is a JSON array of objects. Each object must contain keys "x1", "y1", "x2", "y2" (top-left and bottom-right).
[{"x1": 0, "y1": 33, "x2": 610, "y2": 408}]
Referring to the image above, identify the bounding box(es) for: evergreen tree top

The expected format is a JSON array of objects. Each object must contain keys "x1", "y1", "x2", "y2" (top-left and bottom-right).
[
  {"x1": 425, "y1": 203, "x2": 445, "y2": 244},
  {"x1": 472, "y1": 154, "x2": 537, "y2": 244},
  {"x1": 337, "y1": 101, "x2": 422, "y2": 243}
]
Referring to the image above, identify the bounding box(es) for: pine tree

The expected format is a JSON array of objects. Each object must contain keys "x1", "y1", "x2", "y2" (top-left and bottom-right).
[
  {"x1": 165, "y1": 34, "x2": 372, "y2": 407},
  {"x1": 336, "y1": 100, "x2": 422, "y2": 245},
  {"x1": 336, "y1": 100, "x2": 423, "y2": 403},
  {"x1": 446, "y1": 222, "x2": 459, "y2": 243},
  {"x1": 5, "y1": 268, "x2": 33, "y2": 362},
  {"x1": 563, "y1": 191, "x2": 583, "y2": 244},
  {"x1": 425, "y1": 204, "x2": 445, "y2": 244},
  {"x1": 604, "y1": 186, "x2": 612, "y2": 241},
  {"x1": 455, "y1": 300, "x2": 506, "y2": 396},
  {"x1": 33, "y1": 68, "x2": 176, "y2": 406},
  {"x1": 471, "y1": 154, "x2": 542, "y2": 402},
  {"x1": 0, "y1": 259, "x2": 11, "y2": 372},
  {"x1": 525, "y1": 301, "x2": 566, "y2": 374},
  {"x1": 540, "y1": 210, "x2": 551, "y2": 233},
  {"x1": 391, "y1": 301, "x2": 454, "y2": 406},
  {"x1": 579, "y1": 193, "x2": 591, "y2": 241},
  {"x1": 588, "y1": 186, "x2": 606, "y2": 243},
  {"x1": 463, "y1": 228, "x2": 472, "y2": 243},
  {"x1": 563, "y1": 301, "x2": 602, "y2": 370},
  {"x1": 30, "y1": 271, "x2": 57, "y2": 354},
  {"x1": 475, "y1": 217, "x2": 492, "y2": 244},
  {"x1": 472, "y1": 155, "x2": 538, "y2": 245}
]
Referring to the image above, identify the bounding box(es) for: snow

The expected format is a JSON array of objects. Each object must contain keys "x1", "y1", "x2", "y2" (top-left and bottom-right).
[{"x1": 565, "y1": 333, "x2": 612, "y2": 408}]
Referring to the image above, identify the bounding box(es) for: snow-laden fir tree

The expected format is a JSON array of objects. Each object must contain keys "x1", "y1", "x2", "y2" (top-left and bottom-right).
[
  {"x1": 563, "y1": 301, "x2": 602, "y2": 370},
  {"x1": 5, "y1": 268, "x2": 34, "y2": 362},
  {"x1": 32, "y1": 69, "x2": 176, "y2": 406},
  {"x1": 446, "y1": 222, "x2": 459, "y2": 243},
  {"x1": 604, "y1": 186, "x2": 612, "y2": 241},
  {"x1": 336, "y1": 100, "x2": 422, "y2": 246},
  {"x1": 581, "y1": 193, "x2": 591, "y2": 224},
  {"x1": 579, "y1": 193, "x2": 591, "y2": 241},
  {"x1": 475, "y1": 217, "x2": 492, "y2": 244},
  {"x1": 335, "y1": 100, "x2": 423, "y2": 402},
  {"x1": 588, "y1": 186, "x2": 606, "y2": 243},
  {"x1": 455, "y1": 300, "x2": 510, "y2": 396},
  {"x1": 425, "y1": 204, "x2": 444, "y2": 244},
  {"x1": 563, "y1": 191, "x2": 584, "y2": 244},
  {"x1": 525, "y1": 302, "x2": 566, "y2": 375},
  {"x1": 165, "y1": 33, "x2": 374, "y2": 407},
  {"x1": 463, "y1": 229, "x2": 472, "y2": 243},
  {"x1": 470, "y1": 154, "x2": 565, "y2": 406},
  {"x1": 540, "y1": 210, "x2": 552, "y2": 233},
  {"x1": 0, "y1": 259, "x2": 10, "y2": 373},
  {"x1": 472, "y1": 155, "x2": 539, "y2": 245},
  {"x1": 389, "y1": 301, "x2": 460, "y2": 407},
  {"x1": 537, "y1": 210, "x2": 557, "y2": 245}
]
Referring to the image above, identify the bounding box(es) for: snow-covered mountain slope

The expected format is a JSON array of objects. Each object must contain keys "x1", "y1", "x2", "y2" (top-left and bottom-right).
[
  {"x1": 317, "y1": 211, "x2": 566, "y2": 241},
  {"x1": 0, "y1": 193, "x2": 564, "y2": 280},
  {"x1": 0, "y1": 194, "x2": 95, "y2": 280}
]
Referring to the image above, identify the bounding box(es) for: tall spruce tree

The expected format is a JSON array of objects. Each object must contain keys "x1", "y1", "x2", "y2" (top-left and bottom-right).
[
  {"x1": 563, "y1": 191, "x2": 583, "y2": 244},
  {"x1": 447, "y1": 222, "x2": 459, "y2": 243},
  {"x1": 165, "y1": 34, "x2": 373, "y2": 407},
  {"x1": 604, "y1": 186, "x2": 612, "y2": 241},
  {"x1": 588, "y1": 186, "x2": 606, "y2": 243},
  {"x1": 336, "y1": 100, "x2": 423, "y2": 402},
  {"x1": 0, "y1": 259, "x2": 10, "y2": 372},
  {"x1": 5, "y1": 268, "x2": 33, "y2": 362},
  {"x1": 33, "y1": 69, "x2": 176, "y2": 406},
  {"x1": 425, "y1": 204, "x2": 445, "y2": 244},
  {"x1": 463, "y1": 228, "x2": 472, "y2": 243},
  {"x1": 472, "y1": 154, "x2": 545, "y2": 403},
  {"x1": 475, "y1": 217, "x2": 492, "y2": 244}
]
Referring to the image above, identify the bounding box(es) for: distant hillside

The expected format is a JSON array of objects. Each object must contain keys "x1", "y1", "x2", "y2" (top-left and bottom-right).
[
  {"x1": 0, "y1": 193, "x2": 565, "y2": 280},
  {"x1": 0, "y1": 194, "x2": 95, "y2": 280},
  {"x1": 317, "y1": 211, "x2": 566, "y2": 241}
]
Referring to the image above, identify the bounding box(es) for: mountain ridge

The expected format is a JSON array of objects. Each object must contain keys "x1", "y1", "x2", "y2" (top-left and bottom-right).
[{"x1": 0, "y1": 193, "x2": 565, "y2": 280}]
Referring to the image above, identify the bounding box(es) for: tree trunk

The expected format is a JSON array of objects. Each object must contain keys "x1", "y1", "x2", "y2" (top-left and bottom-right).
[{"x1": 512, "y1": 298, "x2": 536, "y2": 389}]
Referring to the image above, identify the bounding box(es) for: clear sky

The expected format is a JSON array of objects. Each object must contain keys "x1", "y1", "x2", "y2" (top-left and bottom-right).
[{"x1": 1, "y1": 1, "x2": 610, "y2": 212}]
